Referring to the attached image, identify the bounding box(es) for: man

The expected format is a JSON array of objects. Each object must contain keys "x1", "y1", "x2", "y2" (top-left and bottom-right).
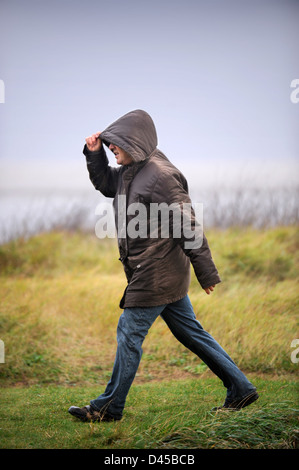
[{"x1": 68, "y1": 110, "x2": 258, "y2": 422}]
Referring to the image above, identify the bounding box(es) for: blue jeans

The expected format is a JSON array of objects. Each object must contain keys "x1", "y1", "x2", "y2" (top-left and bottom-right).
[{"x1": 90, "y1": 295, "x2": 256, "y2": 417}]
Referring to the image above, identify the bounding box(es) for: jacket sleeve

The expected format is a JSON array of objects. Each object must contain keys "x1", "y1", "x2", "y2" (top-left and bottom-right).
[
  {"x1": 152, "y1": 170, "x2": 221, "y2": 289},
  {"x1": 83, "y1": 144, "x2": 121, "y2": 198}
]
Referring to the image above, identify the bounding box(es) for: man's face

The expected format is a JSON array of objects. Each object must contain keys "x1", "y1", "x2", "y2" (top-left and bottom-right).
[{"x1": 109, "y1": 143, "x2": 133, "y2": 166}]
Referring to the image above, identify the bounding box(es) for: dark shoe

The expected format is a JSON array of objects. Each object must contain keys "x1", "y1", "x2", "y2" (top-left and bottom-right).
[
  {"x1": 212, "y1": 390, "x2": 259, "y2": 412},
  {"x1": 68, "y1": 404, "x2": 121, "y2": 422}
]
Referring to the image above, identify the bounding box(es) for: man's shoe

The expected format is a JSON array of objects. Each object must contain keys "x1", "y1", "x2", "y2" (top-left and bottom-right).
[
  {"x1": 212, "y1": 390, "x2": 259, "y2": 412},
  {"x1": 68, "y1": 405, "x2": 121, "y2": 422}
]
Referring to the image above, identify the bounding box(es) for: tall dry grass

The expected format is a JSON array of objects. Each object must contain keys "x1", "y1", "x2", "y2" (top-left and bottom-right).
[{"x1": 0, "y1": 226, "x2": 298, "y2": 386}]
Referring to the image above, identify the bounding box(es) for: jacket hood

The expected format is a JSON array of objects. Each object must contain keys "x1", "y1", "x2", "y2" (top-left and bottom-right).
[{"x1": 100, "y1": 109, "x2": 158, "y2": 162}]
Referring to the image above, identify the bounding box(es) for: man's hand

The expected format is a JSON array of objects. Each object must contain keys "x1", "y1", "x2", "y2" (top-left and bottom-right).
[
  {"x1": 204, "y1": 285, "x2": 215, "y2": 295},
  {"x1": 85, "y1": 132, "x2": 102, "y2": 152}
]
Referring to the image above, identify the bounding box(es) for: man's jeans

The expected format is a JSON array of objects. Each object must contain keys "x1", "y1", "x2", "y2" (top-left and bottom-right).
[{"x1": 90, "y1": 295, "x2": 256, "y2": 418}]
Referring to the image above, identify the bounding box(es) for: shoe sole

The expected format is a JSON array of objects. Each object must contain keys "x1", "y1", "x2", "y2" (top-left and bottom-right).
[
  {"x1": 212, "y1": 391, "x2": 259, "y2": 412},
  {"x1": 233, "y1": 391, "x2": 259, "y2": 409}
]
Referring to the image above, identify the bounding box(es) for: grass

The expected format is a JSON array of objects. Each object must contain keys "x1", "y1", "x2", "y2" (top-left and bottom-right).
[
  {"x1": 0, "y1": 378, "x2": 298, "y2": 449},
  {"x1": 0, "y1": 226, "x2": 298, "y2": 449}
]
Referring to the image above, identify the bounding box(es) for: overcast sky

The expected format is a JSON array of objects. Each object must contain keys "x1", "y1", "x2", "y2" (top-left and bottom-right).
[{"x1": 0, "y1": 0, "x2": 298, "y2": 192}]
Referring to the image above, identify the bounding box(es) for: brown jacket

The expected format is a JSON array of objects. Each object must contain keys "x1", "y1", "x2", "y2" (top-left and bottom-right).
[{"x1": 84, "y1": 110, "x2": 221, "y2": 308}]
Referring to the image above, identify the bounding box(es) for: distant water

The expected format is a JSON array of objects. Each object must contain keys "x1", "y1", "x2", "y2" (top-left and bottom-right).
[
  {"x1": 0, "y1": 189, "x2": 104, "y2": 243},
  {"x1": 0, "y1": 185, "x2": 298, "y2": 244}
]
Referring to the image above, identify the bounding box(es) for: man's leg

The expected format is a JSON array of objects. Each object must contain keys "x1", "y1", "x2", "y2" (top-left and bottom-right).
[
  {"x1": 160, "y1": 295, "x2": 257, "y2": 404},
  {"x1": 89, "y1": 303, "x2": 166, "y2": 418}
]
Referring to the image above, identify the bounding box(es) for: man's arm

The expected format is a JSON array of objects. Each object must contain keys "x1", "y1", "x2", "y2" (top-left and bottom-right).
[
  {"x1": 83, "y1": 133, "x2": 121, "y2": 198},
  {"x1": 152, "y1": 170, "x2": 221, "y2": 293}
]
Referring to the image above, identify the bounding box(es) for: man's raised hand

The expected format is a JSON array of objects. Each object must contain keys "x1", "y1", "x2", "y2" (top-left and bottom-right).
[{"x1": 85, "y1": 132, "x2": 102, "y2": 152}]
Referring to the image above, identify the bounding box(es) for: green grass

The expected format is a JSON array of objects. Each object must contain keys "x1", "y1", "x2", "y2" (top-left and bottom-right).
[
  {"x1": 0, "y1": 378, "x2": 298, "y2": 449},
  {"x1": 0, "y1": 226, "x2": 298, "y2": 449}
]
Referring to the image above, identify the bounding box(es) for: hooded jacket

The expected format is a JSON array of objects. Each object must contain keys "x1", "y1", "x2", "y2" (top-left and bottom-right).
[{"x1": 84, "y1": 109, "x2": 221, "y2": 308}]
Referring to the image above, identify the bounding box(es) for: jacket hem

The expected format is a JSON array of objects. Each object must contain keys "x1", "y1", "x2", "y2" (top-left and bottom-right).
[{"x1": 121, "y1": 291, "x2": 189, "y2": 309}]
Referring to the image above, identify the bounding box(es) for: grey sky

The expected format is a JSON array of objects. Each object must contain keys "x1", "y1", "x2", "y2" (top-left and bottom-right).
[{"x1": 0, "y1": 0, "x2": 298, "y2": 191}]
